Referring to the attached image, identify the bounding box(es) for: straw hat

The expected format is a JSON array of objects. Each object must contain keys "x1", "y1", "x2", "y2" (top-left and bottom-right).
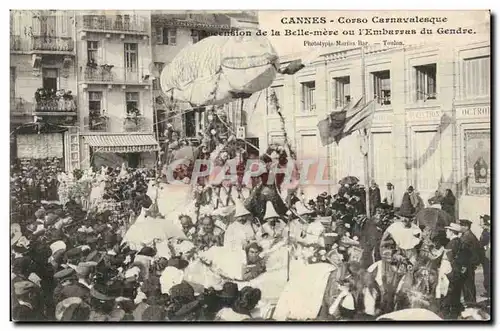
[
  {"x1": 445, "y1": 223, "x2": 463, "y2": 233},
  {"x1": 233, "y1": 200, "x2": 251, "y2": 219},
  {"x1": 263, "y1": 201, "x2": 280, "y2": 221},
  {"x1": 50, "y1": 241, "x2": 67, "y2": 255}
]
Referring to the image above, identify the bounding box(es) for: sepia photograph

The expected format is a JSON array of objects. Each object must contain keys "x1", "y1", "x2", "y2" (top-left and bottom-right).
[{"x1": 9, "y1": 9, "x2": 491, "y2": 322}]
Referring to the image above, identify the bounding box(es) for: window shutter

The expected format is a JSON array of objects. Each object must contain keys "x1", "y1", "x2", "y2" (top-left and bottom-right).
[{"x1": 154, "y1": 26, "x2": 163, "y2": 44}]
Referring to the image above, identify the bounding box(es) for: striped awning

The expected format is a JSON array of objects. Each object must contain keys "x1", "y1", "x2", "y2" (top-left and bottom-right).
[{"x1": 84, "y1": 134, "x2": 159, "y2": 153}]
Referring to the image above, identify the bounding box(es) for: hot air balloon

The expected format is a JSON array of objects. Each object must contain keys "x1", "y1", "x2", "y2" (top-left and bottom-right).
[{"x1": 160, "y1": 34, "x2": 280, "y2": 106}]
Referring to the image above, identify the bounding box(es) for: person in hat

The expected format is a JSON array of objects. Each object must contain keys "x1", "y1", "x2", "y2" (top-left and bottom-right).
[
  {"x1": 261, "y1": 201, "x2": 286, "y2": 240},
  {"x1": 459, "y1": 219, "x2": 483, "y2": 303},
  {"x1": 216, "y1": 282, "x2": 239, "y2": 311},
  {"x1": 223, "y1": 200, "x2": 256, "y2": 251},
  {"x1": 479, "y1": 215, "x2": 490, "y2": 297},
  {"x1": 179, "y1": 215, "x2": 196, "y2": 241},
  {"x1": 194, "y1": 215, "x2": 224, "y2": 251},
  {"x1": 12, "y1": 280, "x2": 43, "y2": 321},
  {"x1": 441, "y1": 222, "x2": 467, "y2": 319},
  {"x1": 399, "y1": 186, "x2": 416, "y2": 216},
  {"x1": 368, "y1": 180, "x2": 381, "y2": 217},
  {"x1": 382, "y1": 183, "x2": 395, "y2": 208},
  {"x1": 89, "y1": 283, "x2": 116, "y2": 321},
  {"x1": 54, "y1": 297, "x2": 91, "y2": 321},
  {"x1": 441, "y1": 189, "x2": 456, "y2": 219},
  {"x1": 242, "y1": 242, "x2": 266, "y2": 281}
]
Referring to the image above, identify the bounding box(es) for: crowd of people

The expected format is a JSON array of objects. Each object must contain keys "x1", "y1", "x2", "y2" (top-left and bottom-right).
[{"x1": 10, "y1": 127, "x2": 491, "y2": 322}]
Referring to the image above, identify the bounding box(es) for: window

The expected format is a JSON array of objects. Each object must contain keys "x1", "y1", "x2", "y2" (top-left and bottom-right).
[
  {"x1": 414, "y1": 64, "x2": 436, "y2": 101},
  {"x1": 39, "y1": 15, "x2": 56, "y2": 37},
  {"x1": 463, "y1": 56, "x2": 490, "y2": 98},
  {"x1": 126, "y1": 92, "x2": 140, "y2": 115},
  {"x1": 124, "y1": 43, "x2": 138, "y2": 71},
  {"x1": 372, "y1": 70, "x2": 391, "y2": 105},
  {"x1": 10, "y1": 67, "x2": 15, "y2": 100},
  {"x1": 333, "y1": 76, "x2": 351, "y2": 109},
  {"x1": 191, "y1": 30, "x2": 209, "y2": 44},
  {"x1": 301, "y1": 81, "x2": 316, "y2": 112},
  {"x1": 153, "y1": 62, "x2": 165, "y2": 90},
  {"x1": 87, "y1": 41, "x2": 99, "y2": 64},
  {"x1": 268, "y1": 85, "x2": 283, "y2": 114},
  {"x1": 162, "y1": 28, "x2": 177, "y2": 45},
  {"x1": 88, "y1": 91, "x2": 102, "y2": 114},
  {"x1": 42, "y1": 68, "x2": 58, "y2": 91}
]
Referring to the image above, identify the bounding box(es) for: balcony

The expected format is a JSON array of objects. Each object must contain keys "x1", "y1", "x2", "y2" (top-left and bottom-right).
[
  {"x1": 81, "y1": 15, "x2": 148, "y2": 35},
  {"x1": 123, "y1": 115, "x2": 149, "y2": 132},
  {"x1": 31, "y1": 35, "x2": 74, "y2": 53},
  {"x1": 33, "y1": 90, "x2": 77, "y2": 116},
  {"x1": 86, "y1": 114, "x2": 109, "y2": 132},
  {"x1": 83, "y1": 64, "x2": 150, "y2": 86}
]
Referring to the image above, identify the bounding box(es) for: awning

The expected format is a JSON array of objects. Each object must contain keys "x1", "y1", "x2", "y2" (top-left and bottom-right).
[{"x1": 84, "y1": 134, "x2": 159, "y2": 153}]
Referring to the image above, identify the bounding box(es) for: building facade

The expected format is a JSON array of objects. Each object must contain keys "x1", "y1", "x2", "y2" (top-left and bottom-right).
[
  {"x1": 75, "y1": 10, "x2": 158, "y2": 170},
  {"x1": 251, "y1": 40, "x2": 490, "y2": 231},
  {"x1": 10, "y1": 10, "x2": 79, "y2": 171},
  {"x1": 150, "y1": 12, "x2": 259, "y2": 146}
]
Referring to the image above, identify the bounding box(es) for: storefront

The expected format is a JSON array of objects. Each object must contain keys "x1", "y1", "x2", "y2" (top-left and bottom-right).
[
  {"x1": 81, "y1": 133, "x2": 159, "y2": 170},
  {"x1": 455, "y1": 104, "x2": 490, "y2": 235}
]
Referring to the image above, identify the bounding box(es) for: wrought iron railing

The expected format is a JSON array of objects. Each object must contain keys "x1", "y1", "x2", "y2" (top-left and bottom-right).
[
  {"x1": 31, "y1": 35, "x2": 74, "y2": 52},
  {"x1": 123, "y1": 115, "x2": 149, "y2": 132},
  {"x1": 84, "y1": 65, "x2": 146, "y2": 83},
  {"x1": 82, "y1": 15, "x2": 148, "y2": 33},
  {"x1": 86, "y1": 115, "x2": 109, "y2": 132},
  {"x1": 34, "y1": 98, "x2": 77, "y2": 112}
]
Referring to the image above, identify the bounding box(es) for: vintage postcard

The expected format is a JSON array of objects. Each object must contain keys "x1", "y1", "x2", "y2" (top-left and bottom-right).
[{"x1": 10, "y1": 9, "x2": 491, "y2": 322}]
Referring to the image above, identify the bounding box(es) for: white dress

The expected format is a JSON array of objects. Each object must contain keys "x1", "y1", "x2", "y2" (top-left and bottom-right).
[{"x1": 223, "y1": 221, "x2": 256, "y2": 251}]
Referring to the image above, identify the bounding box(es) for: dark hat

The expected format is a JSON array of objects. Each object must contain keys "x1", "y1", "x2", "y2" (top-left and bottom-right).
[
  {"x1": 167, "y1": 257, "x2": 189, "y2": 270},
  {"x1": 407, "y1": 186, "x2": 414, "y2": 192},
  {"x1": 54, "y1": 268, "x2": 76, "y2": 281},
  {"x1": 170, "y1": 282, "x2": 195, "y2": 302},
  {"x1": 174, "y1": 298, "x2": 203, "y2": 318},
  {"x1": 218, "y1": 282, "x2": 239, "y2": 299},
  {"x1": 308, "y1": 199, "x2": 316, "y2": 206},
  {"x1": 90, "y1": 285, "x2": 115, "y2": 301},
  {"x1": 65, "y1": 247, "x2": 84, "y2": 259},
  {"x1": 480, "y1": 215, "x2": 491, "y2": 222},
  {"x1": 138, "y1": 246, "x2": 156, "y2": 257},
  {"x1": 85, "y1": 250, "x2": 103, "y2": 263},
  {"x1": 459, "y1": 219, "x2": 473, "y2": 227},
  {"x1": 386, "y1": 182, "x2": 393, "y2": 187}
]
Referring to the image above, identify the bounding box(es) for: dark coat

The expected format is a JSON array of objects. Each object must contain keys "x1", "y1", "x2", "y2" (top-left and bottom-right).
[
  {"x1": 399, "y1": 192, "x2": 415, "y2": 216},
  {"x1": 369, "y1": 186, "x2": 381, "y2": 214},
  {"x1": 441, "y1": 195, "x2": 456, "y2": 218},
  {"x1": 461, "y1": 230, "x2": 484, "y2": 268}
]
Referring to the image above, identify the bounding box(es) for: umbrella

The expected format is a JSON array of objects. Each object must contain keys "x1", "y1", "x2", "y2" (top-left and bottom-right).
[
  {"x1": 415, "y1": 208, "x2": 452, "y2": 231},
  {"x1": 338, "y1": 176, "x2": 359, "y2": 186}
]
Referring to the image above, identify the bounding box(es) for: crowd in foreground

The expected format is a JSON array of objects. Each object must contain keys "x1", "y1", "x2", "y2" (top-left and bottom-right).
[{"x1": 10, "y1": 158, "x2": 491, "y2": 321}]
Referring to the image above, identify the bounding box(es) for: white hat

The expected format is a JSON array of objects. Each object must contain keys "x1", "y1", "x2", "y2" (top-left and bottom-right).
[
  {"x1": 263, "y1": 201, "x2": 280, "y2": 221},
  {"x1": 445, "y1": 223, "x2": 463, "y2": 233},
  {"x1": 233, "y1": 200, "x2": 252, "y2": 219},
  {"x1": 295, "y1": 202, "x2": 314, "y2": 216},
  {"x1": 50, "y1": 241, "x2": 67, "y2": 255}
]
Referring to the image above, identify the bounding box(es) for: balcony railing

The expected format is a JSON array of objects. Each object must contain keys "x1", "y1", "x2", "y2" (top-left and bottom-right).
[
  {"x1": 82, "y1": 15, "x2": 148, "y2": 33},
  {"x1": 84, "y1": 65, "x2": 147, "y2": 84},
  {"x1": 123, "y1": 116, "x2": 148, "y2": 132},
  {"x1": 84, "y1": 65, "x2": 114, "y2": 82},
  {"x1": 31, "y1": 35, "x2": 74, "y2": 52},
  {"x1": 86, "y1": 115, "x2": 109, "y2": 132},
  {"x1": 34, "y1": 97, "x2": 77, "y2": 112}
]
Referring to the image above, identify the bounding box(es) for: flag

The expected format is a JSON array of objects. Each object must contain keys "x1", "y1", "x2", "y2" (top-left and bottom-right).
[{"x1": 317, "y1": 97, "x2": 376, "y2": 146}]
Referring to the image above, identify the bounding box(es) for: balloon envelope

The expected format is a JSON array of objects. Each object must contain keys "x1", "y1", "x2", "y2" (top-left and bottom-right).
[{"x1": 160, "y1": 35, "x2": 279, "y2": 106}]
